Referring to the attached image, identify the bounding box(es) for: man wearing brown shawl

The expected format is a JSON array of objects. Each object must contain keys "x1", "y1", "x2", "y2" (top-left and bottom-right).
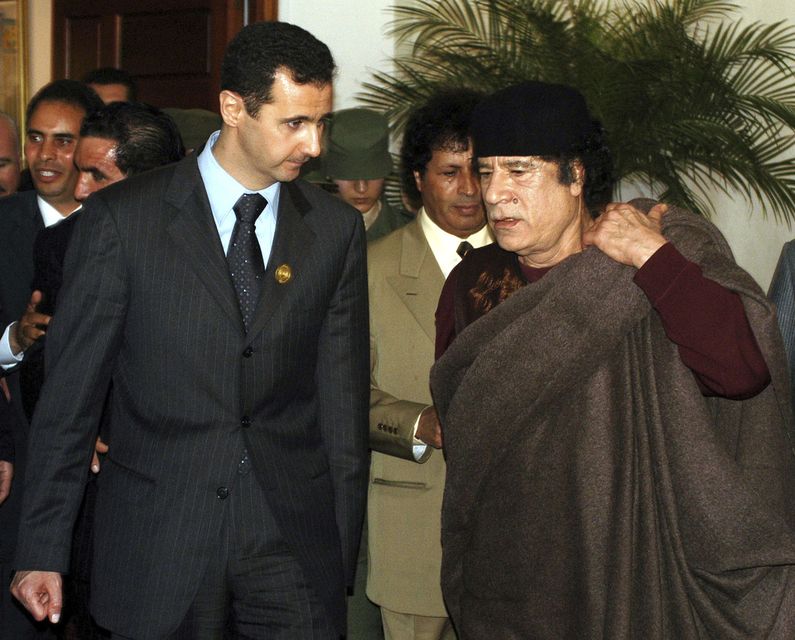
[{"x1": 431, "y1": 81, "x2": 795, "y2": 638}]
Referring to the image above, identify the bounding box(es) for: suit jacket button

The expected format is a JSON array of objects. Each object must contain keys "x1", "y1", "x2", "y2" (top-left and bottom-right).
[
  {"x1": 241, "y1": 416, "x2": 251, "y2": 428},
  {"x1": 243, "y1": 346, "x2": 254, "y2": 358},
  {"x1": 216, "y1": 486, "x2": 229, "y2": 500}
]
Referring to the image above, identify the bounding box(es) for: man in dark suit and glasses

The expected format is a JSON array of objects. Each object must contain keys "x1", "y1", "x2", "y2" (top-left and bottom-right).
[{"x1": 12, "y1": 21, "x2": 369, "y2": 640}]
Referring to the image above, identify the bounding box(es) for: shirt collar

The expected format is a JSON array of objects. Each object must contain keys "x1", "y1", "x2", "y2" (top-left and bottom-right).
[
  {"x1": 419, "y1": 206, "x2": 493, "y2": 278},
  {"x1": 419, "y1": 206, "x2": 492, "y2": 252},
  {"x1": 197, "y1": 130, "x2": 281, "y2": 224},
  {"x1": 361, "y1": 199, "x2": 382, "y2": 231},
  {"x1": 37, "y1": 195, "x2": 80, "y2": 228}
]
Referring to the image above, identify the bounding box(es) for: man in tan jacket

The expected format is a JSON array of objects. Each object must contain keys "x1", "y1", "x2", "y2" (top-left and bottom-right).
[{"x1": 366, "y1": 90, "x2": 490, "y2": 640}]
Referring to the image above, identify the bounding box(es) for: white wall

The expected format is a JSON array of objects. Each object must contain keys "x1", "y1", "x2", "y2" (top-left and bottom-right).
[{"x1": 278, "y1": 0, "x2": 396, "y2": 110}]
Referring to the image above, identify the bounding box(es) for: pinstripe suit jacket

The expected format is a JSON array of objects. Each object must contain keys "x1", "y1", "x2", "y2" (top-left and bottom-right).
[
  {"x1": 770, "y1": 239, "x2": 795, "y2": 413},
  {"x1": 14, "y1": 156, "x2": 370, "y2": 638}
]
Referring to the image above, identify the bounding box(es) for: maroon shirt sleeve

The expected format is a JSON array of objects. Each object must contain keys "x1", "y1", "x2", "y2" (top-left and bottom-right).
[{"x1": 633, "y1": 242, "x2": 770, "y2": 398}]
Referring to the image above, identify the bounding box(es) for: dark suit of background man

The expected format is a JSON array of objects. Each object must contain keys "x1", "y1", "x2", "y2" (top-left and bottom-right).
[
  {"x1": 12, "y1": 21, "x2": 370, "y2": 640},
  {"x1": 0, "y1": 108, "x2": 21, "y2": 512},
  {"x1": 0, "y1": 80, "x2": 103, "y2": 640}
]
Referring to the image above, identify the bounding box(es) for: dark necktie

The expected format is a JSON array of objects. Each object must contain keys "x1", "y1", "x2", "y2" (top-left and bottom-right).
[
  {"x1": 228, "y1": 193, "x2": 267, "y2": 331},
  {"x1": 457, "y1": 240, "x2": 473, "y2": 258}
]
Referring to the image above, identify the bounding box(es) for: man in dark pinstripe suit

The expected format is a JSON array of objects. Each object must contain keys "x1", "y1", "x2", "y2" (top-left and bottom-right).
[{"x1": 12, "y1": 22, "x2": 369, "y2": 640}]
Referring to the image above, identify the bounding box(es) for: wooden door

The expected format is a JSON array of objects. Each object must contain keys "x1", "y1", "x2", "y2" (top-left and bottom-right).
[{"x1": 52, "y1": 0, "x2": 278, "y2": 111}]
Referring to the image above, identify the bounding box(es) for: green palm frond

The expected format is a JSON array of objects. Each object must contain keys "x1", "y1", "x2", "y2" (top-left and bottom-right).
[{"x1": 360, "y1": 0, "x2": 795, "y2": 222}]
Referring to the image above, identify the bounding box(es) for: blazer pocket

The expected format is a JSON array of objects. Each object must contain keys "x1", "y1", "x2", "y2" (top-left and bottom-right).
[
  {"x1": 372, "y1": 477, "x2": 427, "y2": 490},
  {"x1": 99, "y1": 456, "x2": 156, "y2": 505}
]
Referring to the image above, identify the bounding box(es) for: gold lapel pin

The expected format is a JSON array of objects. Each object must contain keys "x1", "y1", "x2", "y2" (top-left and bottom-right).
[{"x1": 275, "y1": 264, "x2": 292, "y2": 284}]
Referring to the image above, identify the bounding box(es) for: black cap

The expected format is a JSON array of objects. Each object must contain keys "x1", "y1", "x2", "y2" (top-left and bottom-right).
[{"x1": 471, "y1": 81, "x2": 593, "y2": 158}]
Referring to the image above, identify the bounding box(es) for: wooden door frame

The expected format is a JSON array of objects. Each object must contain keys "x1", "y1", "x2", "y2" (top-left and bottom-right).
[
  {"x1": 253, "y1": 0, "x2": 278, "y2": 22},
  {"x1": 52, "y1": 0, "x2": 279, "y2": 80}
]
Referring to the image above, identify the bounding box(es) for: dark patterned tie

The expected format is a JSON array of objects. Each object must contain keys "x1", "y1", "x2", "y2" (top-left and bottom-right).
[
  {"x1": 228, "y1": 193, "x2": 267, "y2": 332},
  {"x1": 457, "y1": 240, "x2": 473, "y2": 258}
]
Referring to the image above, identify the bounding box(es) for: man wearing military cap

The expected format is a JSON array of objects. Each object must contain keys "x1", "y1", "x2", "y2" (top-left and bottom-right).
[{"x1": 324, "y1": 108, "x2": 411, "y2": 242}]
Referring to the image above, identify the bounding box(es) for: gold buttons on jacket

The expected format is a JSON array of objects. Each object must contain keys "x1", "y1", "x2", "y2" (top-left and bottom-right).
[{"x1": 275, "y1": 264, "x2": 292, "y2": 284}]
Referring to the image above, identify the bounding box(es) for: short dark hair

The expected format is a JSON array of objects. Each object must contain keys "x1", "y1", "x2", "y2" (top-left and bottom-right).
[
  {"x1": 80, "y1": 102, "x2": 185, "y2": 176},
  {"x1": 220, "y1": 21, "x2": 335, "y2": 118},
  {"x1": 82, "y1": 67, "x2": 137, "y2": 102},
  {"x1": 26, "y1": 79, "x2": 104, "y2": 124},
  {"x1": 400, "y1": 89, "x2": 483, "y2": 206},
  {"x1": 544, "y1": 123, "x2": 615, "y2": 218}
]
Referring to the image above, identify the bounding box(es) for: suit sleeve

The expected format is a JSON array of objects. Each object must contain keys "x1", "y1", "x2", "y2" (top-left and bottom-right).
[
  {"x1": 0, "y1": 304, "x2": 14, "y2": 463},
  {"x1": 369, "y1": 332, "x2": 431, "y2": 463},
  {"x1": 315, "y1": 212, "x2": 370, "y2": 587},
  {"x1": 14, "y1": 196, "x2": 127, "y2": 572},
  {"x1": 0, "y1": 394, "x2": 14, "y2": 463}
]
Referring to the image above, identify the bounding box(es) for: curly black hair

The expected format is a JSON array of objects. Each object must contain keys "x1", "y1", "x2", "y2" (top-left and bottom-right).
[
  {"x1": 399, "y1": 89, "x2": 483, "y2": 207},
  {"x1": 544, "y1": 121, "x2": 615, "y2": 218},
  {"x1": 80, "y1": 102, "x2": 185, "y2": 176},
  {"x1": 221, "y1": 22, "x2": 335, "y2": 118}
]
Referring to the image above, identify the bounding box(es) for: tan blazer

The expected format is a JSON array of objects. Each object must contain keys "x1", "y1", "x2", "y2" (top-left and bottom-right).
[{"x1": 366, "y1": 219, "x2": 448, "y2": 617}]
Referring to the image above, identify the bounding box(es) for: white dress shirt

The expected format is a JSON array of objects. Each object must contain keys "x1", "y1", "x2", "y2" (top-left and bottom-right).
[{"x1": 197, "y1": 130, "x2": 280, "y2": 258}]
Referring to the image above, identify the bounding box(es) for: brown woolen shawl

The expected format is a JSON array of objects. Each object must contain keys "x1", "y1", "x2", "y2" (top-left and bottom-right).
[{"x1": 430, "y1": 202, "x2": 795, "y2": 639}]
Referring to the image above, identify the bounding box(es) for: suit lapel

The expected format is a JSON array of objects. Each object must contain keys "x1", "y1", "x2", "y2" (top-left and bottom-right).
[
  {"x1": 387, "y1": 221, "x2": 444, "y2": 342},
  {"x1": 165, "y1": 156, "x2": 243, "y2": 329},
  {"x1": 247, "y1": 181, "x2": 315, "y2": 339}
]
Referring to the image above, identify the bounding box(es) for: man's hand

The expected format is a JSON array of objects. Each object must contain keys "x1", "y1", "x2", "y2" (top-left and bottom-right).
[
  {"x1": 10, "y1": 570, "x2": 63, "y2": 623},
  {"x1": 9, "y1": 291, "x2": 51, "y2": 355},
  {"x1": 416, "y1": 406, "x2": 443, "y2": 449},
  {"x1": 91, "y1": 437, "x2": 109, "y2": 473},
  {"x1": 0, "y1": 460, "x2": 12, "y2": 504},
  {"x1": 582, "y1": 202, "x2": 668, "y2": 268}
]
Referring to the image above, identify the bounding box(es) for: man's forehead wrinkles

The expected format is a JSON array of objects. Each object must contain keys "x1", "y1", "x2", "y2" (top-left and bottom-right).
[{"x1": 499, "y1": 157, "x2": 535, "y2": 167}]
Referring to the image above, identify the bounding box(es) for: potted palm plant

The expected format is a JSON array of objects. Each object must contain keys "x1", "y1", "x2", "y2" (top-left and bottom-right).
[{"x1": 361, "y1": 0, "x2": 795, "y2": 221}]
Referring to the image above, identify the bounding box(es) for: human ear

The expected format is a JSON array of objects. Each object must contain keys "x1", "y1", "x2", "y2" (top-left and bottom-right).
[
  {"x1": 219, "y1": 90, "x2": 245, "y2": 128},
  {"x1": 569, "y1": 161, "x2": 584, "y2": 197},
  {"x1": 413, "y1": 170, "x2": 424, "y2": 194}
]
